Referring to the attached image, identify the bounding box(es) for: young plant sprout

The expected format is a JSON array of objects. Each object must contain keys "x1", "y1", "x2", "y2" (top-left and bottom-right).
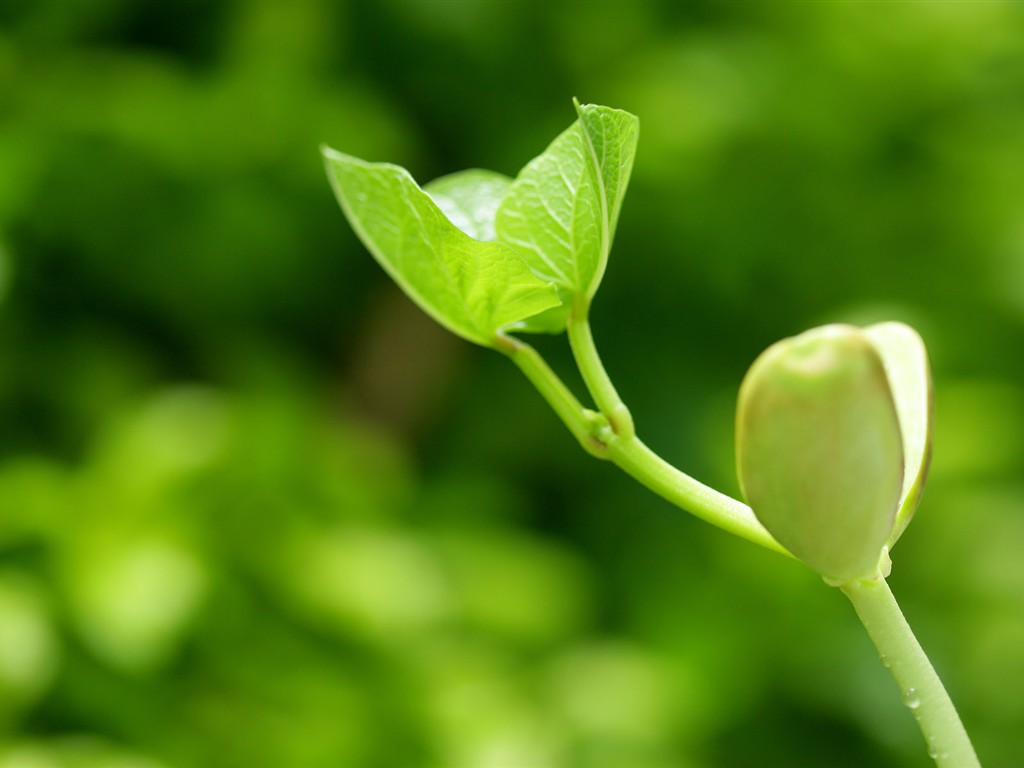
[{"x1": 323, "y1": 101, "x2": 980, "y2": 767}]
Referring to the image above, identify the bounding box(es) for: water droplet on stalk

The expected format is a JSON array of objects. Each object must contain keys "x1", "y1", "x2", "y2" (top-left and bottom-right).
[{"x1": 902, "y1": 687, "x2": 921, "y2": 709}]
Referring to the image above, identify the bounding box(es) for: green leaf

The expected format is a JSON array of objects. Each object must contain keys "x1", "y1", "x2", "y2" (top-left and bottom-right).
[
  {"x1": 424, "y1": 169, "x2": 511, "y2": 242},
  {"x1": 864, "y1": 322, "x2": 933, "y2": 546},
  {"x1": 509, "y1": 296, "x2": 573, "y2": 335},
  {"x1": 425, "y1": 169, "x2": 572, "y2": 336},
  {"x1": 736, "y1": 325, "x2": 904, "y2": 583},
  {"x1": 322, "y1": 148, "x2": 560, "y2": 347},
  {"x1": 495, "y1": 103, "x2": 639, "y2": 310},
  {"x1": 575, "y1": 101, "x2": 639, "y2": 247}
]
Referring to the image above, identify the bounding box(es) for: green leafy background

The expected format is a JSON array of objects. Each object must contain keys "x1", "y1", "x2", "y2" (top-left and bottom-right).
[{"x1": 1, "y1": 2, "x2": 1023, "y2": 766}]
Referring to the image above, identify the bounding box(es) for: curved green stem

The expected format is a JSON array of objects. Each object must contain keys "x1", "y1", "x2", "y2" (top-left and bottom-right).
[
  {"x1": 498, "y1": 334, "x2": 608, "y2": 459},
  {"x1": 841, "y1": 578, "x2": 980, "y2": 767},
  {"x1": 501, "y1": 333, "x2": 787, "y2": 554},
  {"x1": 606, "y1": 434, "x2": 790, "y2": 556},
  {"x1": 566, "y1": 296, "x2": 634, "y2": 438}
]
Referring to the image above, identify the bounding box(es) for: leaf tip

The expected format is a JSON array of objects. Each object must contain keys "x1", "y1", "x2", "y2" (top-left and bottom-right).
[{"x1": 320, "y1": 144, "x2": 346, "y2": 163}]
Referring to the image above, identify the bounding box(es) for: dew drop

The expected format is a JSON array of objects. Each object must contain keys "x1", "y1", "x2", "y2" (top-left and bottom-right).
[
  {"x1": 902, "y1": 687, "x2": 921, "y2": 710},
  {"x1": 879, "y1": 654, "x2": 890, "y2": 668}
]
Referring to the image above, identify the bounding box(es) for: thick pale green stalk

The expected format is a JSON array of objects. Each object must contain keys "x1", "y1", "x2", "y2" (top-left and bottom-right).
[{"x1": 841, "y1": 578, "x2": 980, "y2": 767}]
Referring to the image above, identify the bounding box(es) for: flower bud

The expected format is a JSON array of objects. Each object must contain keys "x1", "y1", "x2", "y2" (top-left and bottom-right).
[{"x1": 736, "y1": 325, "x2": 908, "y2": 583}]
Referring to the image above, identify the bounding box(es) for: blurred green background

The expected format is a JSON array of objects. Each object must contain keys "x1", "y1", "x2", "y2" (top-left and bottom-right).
[{"x1": 1, "y1": 1, "x2": 1023, "y2": 766}]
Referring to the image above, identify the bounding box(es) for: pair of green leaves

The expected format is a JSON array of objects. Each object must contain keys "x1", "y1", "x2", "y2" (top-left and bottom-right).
[
  {"x1": 322, "y1": 102, "x2": 639, "y2": 347},
  {"x1": 736, "y1": 323, "x2": 933, "y2": 583}
]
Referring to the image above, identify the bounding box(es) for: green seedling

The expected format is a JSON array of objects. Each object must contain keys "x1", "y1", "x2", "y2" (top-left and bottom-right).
[{"x1": 323, "y1": 101, "x2": 979, "y2": 767}]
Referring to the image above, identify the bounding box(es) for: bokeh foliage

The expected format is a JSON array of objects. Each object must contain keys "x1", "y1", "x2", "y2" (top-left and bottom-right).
[{"x1": 1, "y1": 1, "x2": 1023, "y2": 766}]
